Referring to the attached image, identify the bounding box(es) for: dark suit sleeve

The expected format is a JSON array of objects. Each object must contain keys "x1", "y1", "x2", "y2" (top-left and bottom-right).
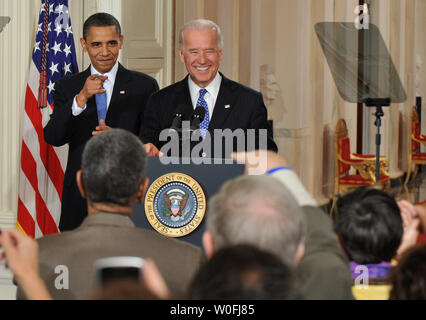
[
  {"x1": 140, "y1": 92, "x2": 163, "y2": 148},
  {"x1": 43, "y1": 79, "x2": 80, "y2": 147},
  {"x1": 249, "y1": 93, "x2": 278, "y2": 152}
]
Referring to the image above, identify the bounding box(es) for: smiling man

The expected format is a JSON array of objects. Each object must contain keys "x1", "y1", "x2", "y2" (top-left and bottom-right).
[
  {"x1": 141, "y1": 19, "x2": 277, "y2": 159},
  {"x1": 44, "y1": 13, "x2": 159, "y2": 231}
]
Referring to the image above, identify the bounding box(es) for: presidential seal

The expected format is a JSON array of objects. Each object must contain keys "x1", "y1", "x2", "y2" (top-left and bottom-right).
[{"x1": 144, "y1": 173, "x2": 206, "y2": 237}]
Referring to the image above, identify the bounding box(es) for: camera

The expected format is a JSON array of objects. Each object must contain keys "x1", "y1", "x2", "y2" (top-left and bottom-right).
[{"x1": 93, "y1": 256, "x2": 145, "y2": 287}]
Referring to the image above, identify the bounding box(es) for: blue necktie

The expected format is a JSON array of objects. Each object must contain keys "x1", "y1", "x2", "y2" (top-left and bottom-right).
[
  {"x1": 197, "y1": 89, "x2": 209, "y2": 139},
  {"x1": 95, "y1": 85, "x2": 107, "y2": 125}
]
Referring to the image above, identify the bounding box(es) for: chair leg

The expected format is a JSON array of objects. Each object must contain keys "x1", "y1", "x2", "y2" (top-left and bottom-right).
[
  {"x1": 412, "y1": 164, "x2": 419, "y2": 182},
  {"x1": 405, "y1": 162, "x2": 412, "y2": 185},
  {"x1": 330, "y1": 196, "x2": 338, "y2": 218}
]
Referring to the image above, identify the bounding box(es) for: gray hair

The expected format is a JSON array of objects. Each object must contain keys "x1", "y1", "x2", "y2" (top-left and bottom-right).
[
  {"x1": 178, "y1": 19, "x2": 224, "y2": 51},
  {"x1": 207, "y1": 175, "x2": 306, "y2": 267},
  {"x1": 81, "y1": 129, "x2": 147, "y2": 207}
]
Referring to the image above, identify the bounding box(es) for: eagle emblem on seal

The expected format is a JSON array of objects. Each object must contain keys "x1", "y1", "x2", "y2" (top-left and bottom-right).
[{"x1": 163, "y1": 189, "x2": 189, "y2": 219}]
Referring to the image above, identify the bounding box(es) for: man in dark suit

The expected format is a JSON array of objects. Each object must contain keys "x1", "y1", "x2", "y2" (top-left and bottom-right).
[
  {"x1": 17, "y1": 129, "x2": 204, "y2": 299},
  {"x1": 44, "y1": 13, "x2": 159, "y2": 231},
  {"x1": 141, "y1": 19, "x2": 277, "y2": 158}
]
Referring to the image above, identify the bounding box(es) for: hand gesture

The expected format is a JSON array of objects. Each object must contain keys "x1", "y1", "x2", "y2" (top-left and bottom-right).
[
  {"x1": 396, "y1": 200, "x2": 421, "y2": 258},
  {"x1": 92, "y1": 119, "x2": 112, "y2": 136},
  {"x1": 76, "y1": 74, "x2": 108, "y2": 108},
  {"x1": 232, "y1": 150, "x2": 289, "y2": 175},
  {"x1": 0, "y1": 229, "x2": 52, "y2": 299},
  {"x1": 143, "y1": 143, "x2": 164, "y2": 157}
]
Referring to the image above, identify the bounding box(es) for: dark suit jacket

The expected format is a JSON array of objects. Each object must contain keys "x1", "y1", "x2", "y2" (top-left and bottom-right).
[
  {"x1": 44, "y1": 64, "x2": 159, "y2": 231},
  {"x1": 140, "y1": 74, "x2": 277, "y2": 158},
  {"x1": 17, "y1": 212, "x2": 204, "y2": 299}
]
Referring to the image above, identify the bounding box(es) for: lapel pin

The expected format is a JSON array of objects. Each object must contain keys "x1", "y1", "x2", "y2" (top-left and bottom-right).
[
  {"x1": 225, "y1": 104, "x2": 231, "y2": 109},
  {"x1": 120, "y1": 90, "x2": 126, "y2": 95}
]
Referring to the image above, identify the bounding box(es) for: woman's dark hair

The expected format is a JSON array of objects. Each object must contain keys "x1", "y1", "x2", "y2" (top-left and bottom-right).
[{"x1": 334, "y1": 187, "x2": 403, "y2": 264}]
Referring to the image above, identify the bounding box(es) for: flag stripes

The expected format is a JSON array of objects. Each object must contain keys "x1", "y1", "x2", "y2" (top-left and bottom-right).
[{"x1": 18, "y1": 0, "x2": 78, "y2": 238}]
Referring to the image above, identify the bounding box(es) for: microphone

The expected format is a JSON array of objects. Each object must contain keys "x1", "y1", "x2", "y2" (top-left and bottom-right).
[
  {"x1": 190, "y1": 106, "x2": 206, "y2": 131},
  {"x1": 169, "y1": 104, "x2": 187, "y2": 133}
]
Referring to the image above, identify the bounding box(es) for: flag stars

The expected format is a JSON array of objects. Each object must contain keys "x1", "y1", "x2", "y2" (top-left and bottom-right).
[
  {"x1": 63, "y1": 43, "x2": 72, "y2": 57},
  {"x1": 64, "y1": 25, "x2": 73, "y2": 37},
  {"x1": 63, "y1": 62, "x2": 71, "y2": 75},
  {"x1": 34, "y1": 41, "x2": 41, "y2": 53},
  {"x1": 49, "y1": 62, "x2": 59, "y2": 76},
  {"x1": 54, "y1": 22, "x2": 62, "y2": 37},
  {"x1": 37, "y1": 23, "x2": 43, "y2": 34},
  {"x1": 52, "y1": 41, "x2": 62, "y2": 55},
  {"x1": 55, "y1": 4, "x2": 64, "y2": 14},
  {"x1": 47, "y1": 80, "x2": 55, "y2": 93}
]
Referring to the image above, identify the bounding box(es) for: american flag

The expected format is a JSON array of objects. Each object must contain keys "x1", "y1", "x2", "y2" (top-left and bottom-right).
[{"x1": 18, "y1": 0, "x2": 78, "y2": 238}]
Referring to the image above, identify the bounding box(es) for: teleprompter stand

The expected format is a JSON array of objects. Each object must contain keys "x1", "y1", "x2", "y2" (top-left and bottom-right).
[
  {"x1": 364, "y1": 98, "x2": 390, "y2": 181},
  {"x1": 315, "y1": 22, "x2": 406, "y2": 181}
]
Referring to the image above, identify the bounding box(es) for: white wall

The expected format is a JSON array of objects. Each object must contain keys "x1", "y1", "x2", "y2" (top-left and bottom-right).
[{"x1": 0, "y1": 0, "x2": 40, "y2": 299}]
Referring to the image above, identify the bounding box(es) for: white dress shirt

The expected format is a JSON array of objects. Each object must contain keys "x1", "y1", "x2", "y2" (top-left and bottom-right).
[
  {"x1": 188, "y1": 72, "x2": 222, "y2": 121},
  {"x1": 72, "y1": 62, "x2": 119, "y2": 116}
]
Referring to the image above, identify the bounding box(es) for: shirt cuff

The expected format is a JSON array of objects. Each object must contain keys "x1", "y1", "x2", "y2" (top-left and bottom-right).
[
  {"x1": 270, "y1": 169, "x2": 317, "y2": 207},
  {"x1": 72, "y1": 96, "x2": 86, "y2": 116}
]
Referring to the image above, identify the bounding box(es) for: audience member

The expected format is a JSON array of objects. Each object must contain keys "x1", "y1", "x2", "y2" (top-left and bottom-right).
[
  {"x1": 203, "y1": 174, "x2": 306, "y2": 268},
  {"x1": 220, "y1": 151, "x2": 354, "y2": 300},
  {"x1": 334, "y1": 187, "x2": 420, "y2": 300},
  {"x1": 0, "y1": 229, "x2": 170, "y2": 300},
  {"x1": 0, "y1": 229, "x2": 51, "y2": 300},
  {"x1": 388, "y1": 205, "x2": 426, "y2": 300},
  {"x1": 389, "y1": 244, "x2": 426, "y2": 300},
  {"x1": 16, "y1": 129, "x2": 203, "y2": 299},
  {"x1": 188, "y1": 244, "x2": 294, "y2": 300},
  {"x1": 395, "y1": 199, "x2": 422, "y2": 256}
]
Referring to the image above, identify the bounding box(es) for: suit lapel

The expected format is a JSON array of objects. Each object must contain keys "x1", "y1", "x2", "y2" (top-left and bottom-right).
[
  {"x1": 209, "y1": 74, "x2": 238, "y2": 130},
  {"x1": 105, "y1": 63, "x2": 131, "y2": 125},
  {"x1": 174, "y1": 76, "x2": 195, "y2": 121}
]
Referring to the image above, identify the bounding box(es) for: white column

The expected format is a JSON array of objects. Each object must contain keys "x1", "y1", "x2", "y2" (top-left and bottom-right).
[{"x1": 0, "y1": 0, "x2": 40, "y2": 299}]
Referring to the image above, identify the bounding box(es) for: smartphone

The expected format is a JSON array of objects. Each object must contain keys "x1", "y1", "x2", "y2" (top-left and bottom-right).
[{"x1": 93, "y1": 256, "x2": 145, "y2": 287}]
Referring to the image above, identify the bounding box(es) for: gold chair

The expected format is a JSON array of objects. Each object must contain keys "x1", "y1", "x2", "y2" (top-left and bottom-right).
[
  {"x1": 331, "y1": 119, "x2": 390, "y2": 214},
  {"x1": 405, "y1": 106, "x2": 426, "y2": 185}
]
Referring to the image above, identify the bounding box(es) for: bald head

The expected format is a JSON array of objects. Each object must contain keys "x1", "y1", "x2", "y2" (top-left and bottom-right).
[{"x1": 206, "y1": 175, "x2": 306, "y2": 266}]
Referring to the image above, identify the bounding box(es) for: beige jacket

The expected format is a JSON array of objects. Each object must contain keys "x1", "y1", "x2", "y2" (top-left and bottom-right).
[{"x1": 17, "y1": 212, "x2": 204, "y2": 299}]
